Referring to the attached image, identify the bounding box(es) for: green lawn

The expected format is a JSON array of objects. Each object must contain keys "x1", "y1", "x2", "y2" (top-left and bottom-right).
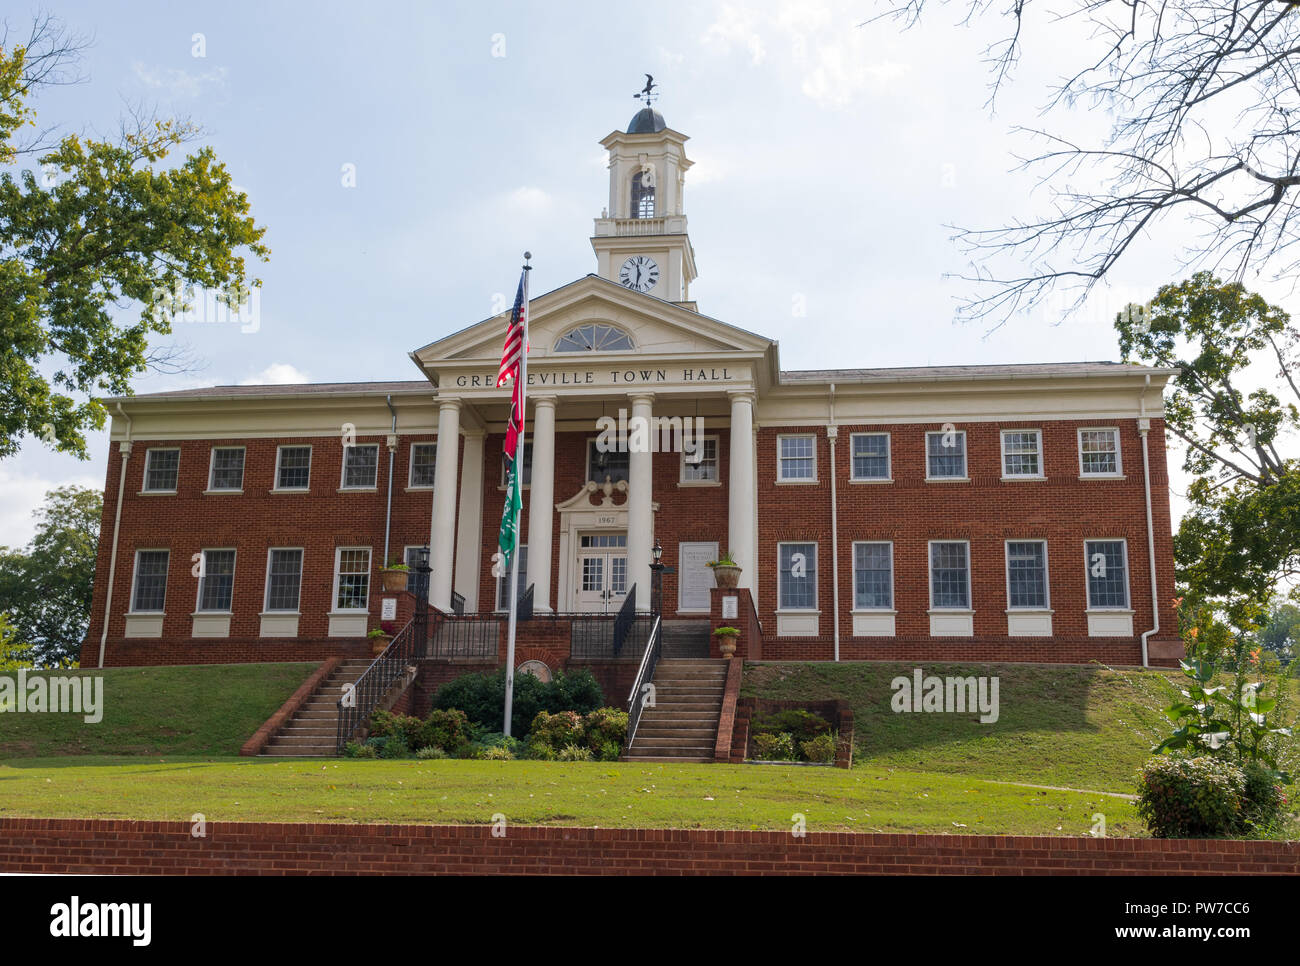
[
  {"x1": 743, "y1": 661, "x2": 1192, "y2": 792},
  {"x1": 0, "y1": 756, "x2": 1140, "y2": 836},
  {"x1": 0, "y1": 663, "x2": 317, "y2": 757}
]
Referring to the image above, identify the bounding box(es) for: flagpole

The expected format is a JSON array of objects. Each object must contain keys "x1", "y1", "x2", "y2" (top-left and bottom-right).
[{"x1": 503, "y1": 251, "x2": 531, "y2": 736}]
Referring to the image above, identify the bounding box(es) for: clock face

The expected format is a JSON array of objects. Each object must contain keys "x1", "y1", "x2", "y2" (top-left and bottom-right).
[{"x1": 619, "y1": 255, "x2": 659, "y2": 293}]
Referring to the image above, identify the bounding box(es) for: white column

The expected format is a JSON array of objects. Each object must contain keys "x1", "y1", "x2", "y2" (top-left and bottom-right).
[
  {"x1": 627, "y1": 392, "x2": 655, "y2": 611},
  {"x1": 429, "y1": 398, "x2": 461, "y2": 610},
  {"x1": 728, "y1": 391, "x2": 757, "y2": 593},
  {"x1": 453, "y1": 430, "x2": 485, "y2": 612},
  {"x1": 527, "y1": 396, "x2": 557, "y2": 612}
]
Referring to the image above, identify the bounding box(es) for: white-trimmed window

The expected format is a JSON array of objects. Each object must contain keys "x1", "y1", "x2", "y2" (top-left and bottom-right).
[
  {"x1": 333, "y1": 547, "x2": 371, "y2": 611},
  {"x1": 1005, "y1": 540, "x2": 1049, "y2": 609},
  {"x1": 926, "y1": 431, "x2": 967, "y2": 479},
  {"x1": 208, "y1": 446, "x2": 245, "y2": 491},
  {"x1": 777, "y1": 542, "x2": 818, "y2": 610},
  {"x1": 264, "y1": 549, "x2": 303, "y2": 612},
  {"x1": 341, "y1": 444, "x2": 380, "y2": 489},
  {"x1": 585, "y1": 439, "x2": 627, "y2": 484},
  {"x1": 777, "y1": 435, "x2": 816, "y2": 482},
  {"x1": 1085, "y1": 539, "x2": 1130, "y2": 609},
  {"x1": 130, "y1": 549, "x2": 169, "y2": 612},
  {"x1": 1001, "y1": 430, "x2": 1043, "y2": 478},
  {"x1": 1079, "y1": 428, "x2": 1122, "y2": 477},
  {"x1": 143, "y1": 448, "x2": 180, "y2": 492},
  {"x1": 502, "y1": 441, "x2": 534, "y2": 486},
  {"x1": 196, "y1": 549, "x2": 236, "y2": 612},
  {"x1": 850, "y1": 433, "x2": 890, "y2": 481},
  {"x1": 275, "y1": 445, "x2": 312, "y2": 490},
  {"x1": 929, "y1": 541, "x2": 971, "y2": 609},
  {"x1": 496, "y1": 545, "x2": 528, "y2": 610},
  {"x1": 409, "y1": 442, "x2": 437, "y2": 488},
  {"x1": 681, "y1": 436, "x2": 719, "y2": 483},
  {"x1": 852, "y1": 542, "x2": 893, "y2": 609}
]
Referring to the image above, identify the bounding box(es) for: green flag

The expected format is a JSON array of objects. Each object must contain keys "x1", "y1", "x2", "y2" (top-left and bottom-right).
[{"x1": 498, "y1": 457, "x2": 522, "y2": 571}]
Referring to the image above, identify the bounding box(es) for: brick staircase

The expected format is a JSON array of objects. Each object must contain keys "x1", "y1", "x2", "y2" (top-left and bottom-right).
[
  {"x1": 661, "y1": 619, "x2": 711, "y2": 658},
  {"x1": 261, "y1": 659, "x2": 373, "y2": 757},
  {"x1": 622, "y1": 657, "x2": 727, "y2": 762}
]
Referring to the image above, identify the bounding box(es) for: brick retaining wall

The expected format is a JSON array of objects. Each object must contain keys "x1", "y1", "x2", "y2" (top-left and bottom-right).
[{"x1": 1, "y1": 819, "x2": 1295, "y2": 875}]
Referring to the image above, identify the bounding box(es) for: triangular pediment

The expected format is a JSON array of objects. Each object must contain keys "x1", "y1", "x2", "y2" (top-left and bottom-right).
[{"x1": 412, "y1": 275, "x2": 772, "y2": 368}]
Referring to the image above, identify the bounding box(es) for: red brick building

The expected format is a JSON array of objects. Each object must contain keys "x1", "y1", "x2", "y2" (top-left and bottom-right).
[{"x1": 81, "y1": 106, "x2": 1185, "y2": 672}]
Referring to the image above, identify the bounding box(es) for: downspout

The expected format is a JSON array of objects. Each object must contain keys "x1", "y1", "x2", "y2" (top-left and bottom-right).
[
  {"x1": 828, "y1": 383, "x2": 840, "y2": 662},
  {"x1": 1138, "y1": 374, "x2": 1157, "y2": 668},
  {"x1": 383, "y1": 395, "x2": 397, "y2": 567},
  {"x1": 97, "y1": 403, "x2": 133, "y2": 668}
]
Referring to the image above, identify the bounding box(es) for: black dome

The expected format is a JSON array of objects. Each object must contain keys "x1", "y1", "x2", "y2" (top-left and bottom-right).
[{"x1": 627, "y1": 107, "x2": 666, "y2": 134}]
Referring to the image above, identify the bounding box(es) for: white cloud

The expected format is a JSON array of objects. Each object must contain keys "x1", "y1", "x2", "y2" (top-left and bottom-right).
[
  {"x1": 239, "y1": 363, "x2": 310, "y2": 385},
  {"x1": 702, "y1": 4, "x2": 768, "y2": 65},
  {"x1": 0, "y1": 467, "x2": 101, "y2": 549},
  {"x1": 131, "y1": 61, "x2": 228, "y2": 99}
]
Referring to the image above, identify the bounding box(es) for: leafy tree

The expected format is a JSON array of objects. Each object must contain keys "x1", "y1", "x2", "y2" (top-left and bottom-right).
[
  {"x1": 1115, "y1": 272, "x2": 1299, "y2": 627},
  {"x1": 1258, "y1": 603, "x2": 1300, "y2": 665},
  {"x1": 0, "y1": 612, "x2": 33, "y2": 671},
  {"x1": 0, "y1": 16, "x2": 268, "y2": 458},
  {"x1": 0, "y1": 485, "x2": 101, "y2": 667}
]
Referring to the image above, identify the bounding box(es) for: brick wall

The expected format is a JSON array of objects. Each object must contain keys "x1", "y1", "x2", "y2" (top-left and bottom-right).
[
  {"x1": 756, "y1": 419, "x2": 1182, "y2": 665},
  {"x1": 2, "y1": 818, "x2": 1294, "y2": 875},
  {"x1": 82, "y1": 418, "x2": 1181, "y2": 669}
]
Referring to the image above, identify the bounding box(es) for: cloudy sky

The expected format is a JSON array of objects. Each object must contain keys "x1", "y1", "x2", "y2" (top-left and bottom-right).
[{"x1": 1, "y1": 0, "x2": 1242, "y2": 545}]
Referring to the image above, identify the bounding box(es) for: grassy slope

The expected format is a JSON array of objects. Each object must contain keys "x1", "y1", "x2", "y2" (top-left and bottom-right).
[
  {"x1": 0, "y1": 757, "x2": 1139, "y2": 836},
  {"x1": 0, "y1": 664, "x2": 316, "y2": 757},
  {"x1": 742, "y1": 662, "x2": 1182, "y2": 792}
]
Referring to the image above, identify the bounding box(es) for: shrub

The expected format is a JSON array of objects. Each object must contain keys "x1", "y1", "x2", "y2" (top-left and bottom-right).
[
  {"x1": 800, "y1": 733, "x2": 837, "y2": 764},
  {"x1": 523, "y1": 734, "x2": 557, "y2": 760},
  {"x1": 343, "y1": 740, "x2": 375, "y2": 759},
  {"x1": 432, "y1": 668, "x2": 606, "y2": 737},
  {"x1": 1242, "y1": 761, "x2": 1286, "y2": 832},
  {"x1": 415, "y1": 746, "x2": 448, "y2": 760},
  {"x1": 531, "y1": 710, "x2": 584, "y2": 753},
  {"x1": 480, "y1": 745, "x2": 514, "y2": 761},
  {"x1": 752, "y1": 709, "x2": 832, "y2": 743},
  {"x1": 369, "y1": 710, "x2": 424, "y2": 747},
  {"x1": 417, "y1": 708, "x2": 472, "y2": 754},
  {"x1": 557, "y1": 744, "x2": 595, "y2": 762},
  {"x1": 378, "y1": 734, "x2": 410, "y2": 759},
  {"x1": 1136, "y1": 756, "x2": 1247, "y2": 838},
  {"x1": 753, "y1": 731, "x2": 796, "y2": 761},
  {"x1": 581, "y1": 707, "x2": 628, "y2": 757}
]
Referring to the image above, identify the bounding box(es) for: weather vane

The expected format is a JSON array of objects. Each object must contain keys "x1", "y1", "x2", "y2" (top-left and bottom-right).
[{"x1": 633, "y1": 74, "x2": 659, "y2": 107}]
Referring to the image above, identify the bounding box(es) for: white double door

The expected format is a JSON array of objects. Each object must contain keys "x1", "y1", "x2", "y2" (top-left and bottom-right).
[{"x1": 576, "y1": 532, "x2": 628, "y2": 613}]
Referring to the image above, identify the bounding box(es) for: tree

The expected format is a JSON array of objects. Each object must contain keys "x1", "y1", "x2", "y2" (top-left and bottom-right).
[
  {"x1": 1115, "y1": 272, "x2": 1299, "y2": 625},
  {"x1": 0, "y1": 613, "x2": 33, "y2": 672},
  {"x1": 1259, "y1": 603, "x2": 1300, "y2": 665},
  {"x1": 0, "y1": 485, "x2": 101, "y2": 667},
  {"x1": 0, "y1": 15, "x2": 268, "y2": 458},
  {"x1": 874, "y1": 1, "x2": 1300, "y2": 327}
]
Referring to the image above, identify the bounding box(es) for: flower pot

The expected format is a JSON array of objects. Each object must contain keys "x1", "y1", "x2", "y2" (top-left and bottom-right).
[
  {"x1": 380, "y1": 568, "x2": 408, "y2": 593},
  {"x1": 716, "y1": 636, "x2": 737, "y2": 659},
  {"x1": 370, "y1": 635, "x2": 392, "y2": 655},
  {"x1": 711, "y1": 564, "x2": 741, "y2": 589}
]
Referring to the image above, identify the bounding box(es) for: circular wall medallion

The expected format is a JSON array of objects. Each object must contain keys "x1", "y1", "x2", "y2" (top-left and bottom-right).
[{"x1": 517, "y1": 659, "x2": 552, "y2": 683}]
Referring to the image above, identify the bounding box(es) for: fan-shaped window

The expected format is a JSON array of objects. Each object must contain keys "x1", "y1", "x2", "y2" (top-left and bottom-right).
[
  {"x1": 554, "y1": 324, "x2": 635, "y2": 352},
  {"x1": 631, "y1": 170, "x2": 655, "y2": 219}
]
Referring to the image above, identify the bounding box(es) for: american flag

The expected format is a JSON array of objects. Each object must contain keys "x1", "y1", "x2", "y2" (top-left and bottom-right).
[{"x1": 497, "y1": 270, "x2": 528, "y2": 463}]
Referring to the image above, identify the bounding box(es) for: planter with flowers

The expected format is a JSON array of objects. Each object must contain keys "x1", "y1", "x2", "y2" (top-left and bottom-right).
[
  {"x1": 712, "y1": 625, "x2": 741, "y2": 659},
  {"x1": 707, "y1": 550, "x2": 742, "y2": 589},
  {"x1": 367, "y1": 620, "x2": 398, "y2": 655},
  {"x1": 379, "y1": 560, "x2": 410, "y2": 593}
]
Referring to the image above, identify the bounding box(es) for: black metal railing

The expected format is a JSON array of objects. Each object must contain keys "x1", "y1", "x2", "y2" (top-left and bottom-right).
[
  {"x1": 624, "y1": 615, "x2": 663, "y2": 749},
  {"x1": 425, "y1": 610, "x2": 500, "y2": 659},
  {"x1": 569, "y1": 611, "x2": 655, "y2": 659},
  {"x1": 336, "y1": 617, "x2": 419, "y2": 754},
  {"x1": 611, "y1": 584, "x2": 636, "y2": 655}
]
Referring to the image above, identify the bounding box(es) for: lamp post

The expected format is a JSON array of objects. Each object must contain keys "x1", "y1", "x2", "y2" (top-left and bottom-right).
[
  {"x1": 650, "y1": 539, "x2": 664, "y2": 617},
  {"x1": 413, "y1": 545, "x2": 432, "y2": 655}
]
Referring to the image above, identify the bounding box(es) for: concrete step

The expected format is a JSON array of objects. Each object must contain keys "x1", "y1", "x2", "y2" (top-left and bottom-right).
[
  {"x1": 635, "y1": 727, "x2": 717, "y2": 739},
  {"x1": 643, "y1": 701, "x2": 723, "y2": 713},
  {"x1": 620, "y1": 754, "x2": 713, "y2": 763}
]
